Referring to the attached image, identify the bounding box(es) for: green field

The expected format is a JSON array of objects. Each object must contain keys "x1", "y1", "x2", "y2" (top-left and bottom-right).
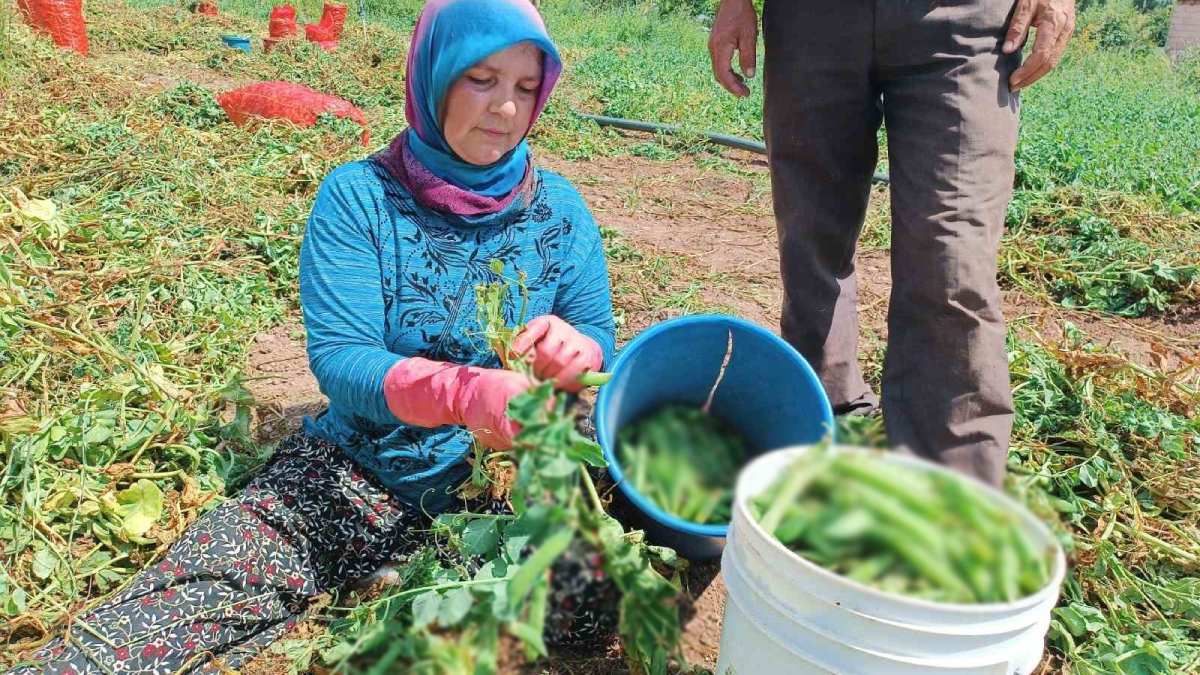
[{"x1": 1, "y1": 0, "x2": 1198, "y2": 672}]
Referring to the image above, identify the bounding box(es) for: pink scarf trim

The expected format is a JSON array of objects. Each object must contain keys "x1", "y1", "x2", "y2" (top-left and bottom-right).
[{"x1": 376, "y1": 132, "x2": 534, "y2": 217}]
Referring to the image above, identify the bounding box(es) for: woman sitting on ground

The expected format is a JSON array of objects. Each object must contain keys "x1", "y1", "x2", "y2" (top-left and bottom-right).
[{"x1": 12, "y1": 0, "x2": 614, "y2": 671}]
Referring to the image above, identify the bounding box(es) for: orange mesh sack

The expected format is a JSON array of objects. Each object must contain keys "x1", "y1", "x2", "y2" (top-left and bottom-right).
[
  {"x1": 317, "y1": 2, "x2": 347, "y2": 35},
  {"x1": 216, "y1": 81, "x2": 370, "y2": 146},
  {"x1": 304, "y1": 2, "x2": 346, "y2": 41},
  {"x1": 268, "y1": 4, "x2": 298, "y2": 38},
  {"x1": 21, "y1": 0, "x2": 89, "y2": 55},
  {"x1": 304, "y1": 22, "x2": 336, "y2": 41},
  {"x1": 304, "y1": 25, "x2": 339, "y2": 51},
  {"x1": 194, "y1": 1, "x2": 218, "y2": 15}
]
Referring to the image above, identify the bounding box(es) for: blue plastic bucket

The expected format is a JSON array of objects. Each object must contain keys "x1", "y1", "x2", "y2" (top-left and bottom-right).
[
  {"x1": 221, "y1": 34, "x2": 252, "y2": 52},
  {"x1": 595, "y1": 315, "x2": 833, "y2": 560}
]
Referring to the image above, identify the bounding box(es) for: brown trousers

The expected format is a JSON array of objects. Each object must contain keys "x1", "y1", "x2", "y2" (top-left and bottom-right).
[{"x1": 764, "y1": 0, "x2": 1020, "y2": 486}]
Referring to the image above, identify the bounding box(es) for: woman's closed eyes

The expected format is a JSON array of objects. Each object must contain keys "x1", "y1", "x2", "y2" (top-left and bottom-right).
[{"x1": 465, "y1": 73, "x2": 539, "y2": 97}]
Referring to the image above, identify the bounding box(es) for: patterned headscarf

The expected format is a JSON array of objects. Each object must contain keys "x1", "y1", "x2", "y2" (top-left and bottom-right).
[{"x1": 378, "y1": 0, "x2": 562, "y2": 215}]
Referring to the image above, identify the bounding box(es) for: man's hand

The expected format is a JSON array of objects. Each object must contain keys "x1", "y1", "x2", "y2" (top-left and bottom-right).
[
  {"x1": 1003, "y1": 0, "x2": 1075, "y2": 92},
  {"x1": 708, "y1": 0, "x2": 758, "y2": 98}
]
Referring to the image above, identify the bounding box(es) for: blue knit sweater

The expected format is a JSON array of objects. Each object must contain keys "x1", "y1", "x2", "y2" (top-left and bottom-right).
[{"x1": 299, "y1": 158, "x2": 615, "y2": 513}]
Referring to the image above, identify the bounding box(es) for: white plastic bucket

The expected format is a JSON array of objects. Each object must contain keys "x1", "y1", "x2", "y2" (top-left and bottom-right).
[{"x1": 715, "y1": 446, "x2": 1067, "y2": 675}]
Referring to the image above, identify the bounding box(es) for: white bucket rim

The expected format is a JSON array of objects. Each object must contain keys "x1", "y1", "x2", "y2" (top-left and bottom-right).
[
  {"x1": 728, "y1": 522, "x2": 1060, "y2": 639},
  {"x1": 721, "y1": 527, "x2": 1052, "y2": 669},
  {"x1": 735, "y1": 445, "x2": 1068, "y2": 614}
]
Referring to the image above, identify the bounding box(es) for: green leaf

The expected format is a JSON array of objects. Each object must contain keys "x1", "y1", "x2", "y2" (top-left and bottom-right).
[
  {"x1": 433, "y1": 512, "x2": 466, "y2": 531},
  {"x1": 503, "y1": 510, "x2": 548, "y2": 561},
  {"x1": 567, "y1": 437, "x2": 606, "y2": 467},
  {"x1": 1055, "y1": 602, "x2": 1108, "y2": 637},
  {"x1": 434, "y1": 567, "x2": 462, "y2": 584},
  {"x1": 82, "y1": 425, "x2": 112, "y2": 447},
  {"x1": 475, "y1": 560, "x2": 511, "y2": 620},
  {"x1": 475, "y1": 558, "x2": 508, "y2": 582},
  {"x1": 1054, "y1": 606, "x2": 1086, "y2": 637},
  {"x1": 462, "y1": 518, "x2": 499, "y2": 557},
  {"x1": 489, "y1": 585, "x2": 513, "y2": 622},
  {"x1": 116, "y1": 479, "x2": 163, "y2": 539},
  {"x1": 1051, "y1": 497, "x2": 1080, "y2": 514},
  {"x1": 539, "y1": 455, "x2": 578, "y2": 479},
  {"x1": 507, "y1": 621, "x2": 548, "y2": 660},
  {"x1": 411, "y1": 590, "x2": 441, "y2": 629},
  {"x1": 1117, "y1": 649, "x2": 1171, "y2": 675},
  {"x1": 4, "y1": 585, "x2": 26, "y2": 616},
  {"x1": 596, "y1": 514, "x2": 626, "y2": 549},
  {"x1": 269, "y1": 638, "x2": 315, "y2": 669},
  {"x1": 78, "y1": 550, "x2": 113, "y2": 576},
  {"x1": 1077, "y1": 461, "x2": 1098, "y2": 488},
  {"x1": 1073, "y1": 603, "x2": 1108, "y2": 633},
  {"x1": 507, "y1": 383, "x2": 555, "y2": 427},
  {"x1": 217, "y1": 376, "x2": 255, "y2": 406},
  {"x1": 31, "y1": 547, "x2": 58, "y2": 581},
  {"x1": 97, "y1": 568, "x2": 125, "y2": 590},
  {"x1": 437, "y1": 586, "x2": 474, "y2": 627},
  {"x1": 647, "y1": 544, "x2": 680, "y2": 569},
  {"x1": 508, "y1": 527, "x2": 573, "y2": 611}
]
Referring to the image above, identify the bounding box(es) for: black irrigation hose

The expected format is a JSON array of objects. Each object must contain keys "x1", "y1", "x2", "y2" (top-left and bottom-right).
[{"x1": 577, "y1": 112, "x2": 891, "y2": 186}]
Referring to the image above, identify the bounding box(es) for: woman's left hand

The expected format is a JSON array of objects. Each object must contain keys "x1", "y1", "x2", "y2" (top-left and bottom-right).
[{"x1": 510, "y1": 315, "x2": 603, "y2": 393}]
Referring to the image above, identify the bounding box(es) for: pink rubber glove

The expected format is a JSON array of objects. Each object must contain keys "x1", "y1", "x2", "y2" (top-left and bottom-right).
[
  {"x1": 510, "y1": 315, "x2": 603, "y2": 394},
  {"x1": 382, "y1": 357, "x2": 534, "y2": 450}
]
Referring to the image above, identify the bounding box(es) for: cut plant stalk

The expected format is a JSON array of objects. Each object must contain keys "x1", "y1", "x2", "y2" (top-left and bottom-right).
[
  {"x1": 454, "y1": 261, "x2": 684, "y2": 674},
  {"x1": 577, "y1": 371, "x2": 611, "y2": 387}
]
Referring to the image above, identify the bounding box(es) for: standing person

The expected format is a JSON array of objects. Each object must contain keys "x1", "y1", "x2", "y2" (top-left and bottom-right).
[
  {"x1": 708, "y1": 0, "x2": 1074, "y2": 486},
  {"x1": 9, "y1": 0, "x2": 616, "y2": 672}
]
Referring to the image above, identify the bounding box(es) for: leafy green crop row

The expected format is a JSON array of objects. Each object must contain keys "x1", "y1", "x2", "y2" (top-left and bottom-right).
[
  {"x1": 1007, "y1": 328, "x2": 1200, "y2": 673},
  {"x1": 3, "y1": 1, "x2": 1197, "y2": 672}
]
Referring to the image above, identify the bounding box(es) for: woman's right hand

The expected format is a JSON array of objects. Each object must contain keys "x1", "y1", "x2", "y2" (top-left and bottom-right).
[
  {"x1": 510, "y1": 315, "x2": 603, "y2": 394},
  {"x1": 383, "y1": 358, "x2": 535, "y2": 450}
]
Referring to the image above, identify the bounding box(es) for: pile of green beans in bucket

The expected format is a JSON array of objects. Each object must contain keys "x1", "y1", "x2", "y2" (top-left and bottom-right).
[
  {"x1": 750, "y1": 445, "x2": 1054, "y2": 604},
  {"x1": 617, "y1": 405, "x2": 748, "y2": 526}
]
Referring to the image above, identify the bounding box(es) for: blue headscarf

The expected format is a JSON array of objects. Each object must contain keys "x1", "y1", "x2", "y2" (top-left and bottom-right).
[{"x1": 403, "y1": 0, "x2": 562, "y2": 198}]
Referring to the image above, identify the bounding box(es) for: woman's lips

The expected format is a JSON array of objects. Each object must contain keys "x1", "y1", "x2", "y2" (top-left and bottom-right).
[{"x1": 480, "y1": 128, "x2": 508, "y2": 137}]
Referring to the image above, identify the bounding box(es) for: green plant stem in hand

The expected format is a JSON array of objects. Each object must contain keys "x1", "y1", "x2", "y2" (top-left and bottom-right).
[
  {"x1": 577, "y1": 371, "x2": 611, "y2": 387},
  {"x1": 324, "y1": 262, "x2": 681, "y2": 674},
  {"x1": 473, "y1": 262, "x2": 683, "y2": 673}
]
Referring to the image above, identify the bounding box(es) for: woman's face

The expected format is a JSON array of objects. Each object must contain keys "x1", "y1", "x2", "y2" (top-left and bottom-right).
[{"x1": 441, "y1": 42, "x2": 543, "y2": 166}]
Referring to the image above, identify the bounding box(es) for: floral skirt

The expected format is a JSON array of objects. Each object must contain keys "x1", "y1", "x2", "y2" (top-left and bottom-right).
[{"x1": 9, "y1": 432, "x2": 617, "y2": 674}]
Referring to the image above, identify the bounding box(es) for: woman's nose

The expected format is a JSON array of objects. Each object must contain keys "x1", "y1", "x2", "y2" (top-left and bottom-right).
[{"x1": 492, "y1": 99, "x2": 517, "y2": 118}]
